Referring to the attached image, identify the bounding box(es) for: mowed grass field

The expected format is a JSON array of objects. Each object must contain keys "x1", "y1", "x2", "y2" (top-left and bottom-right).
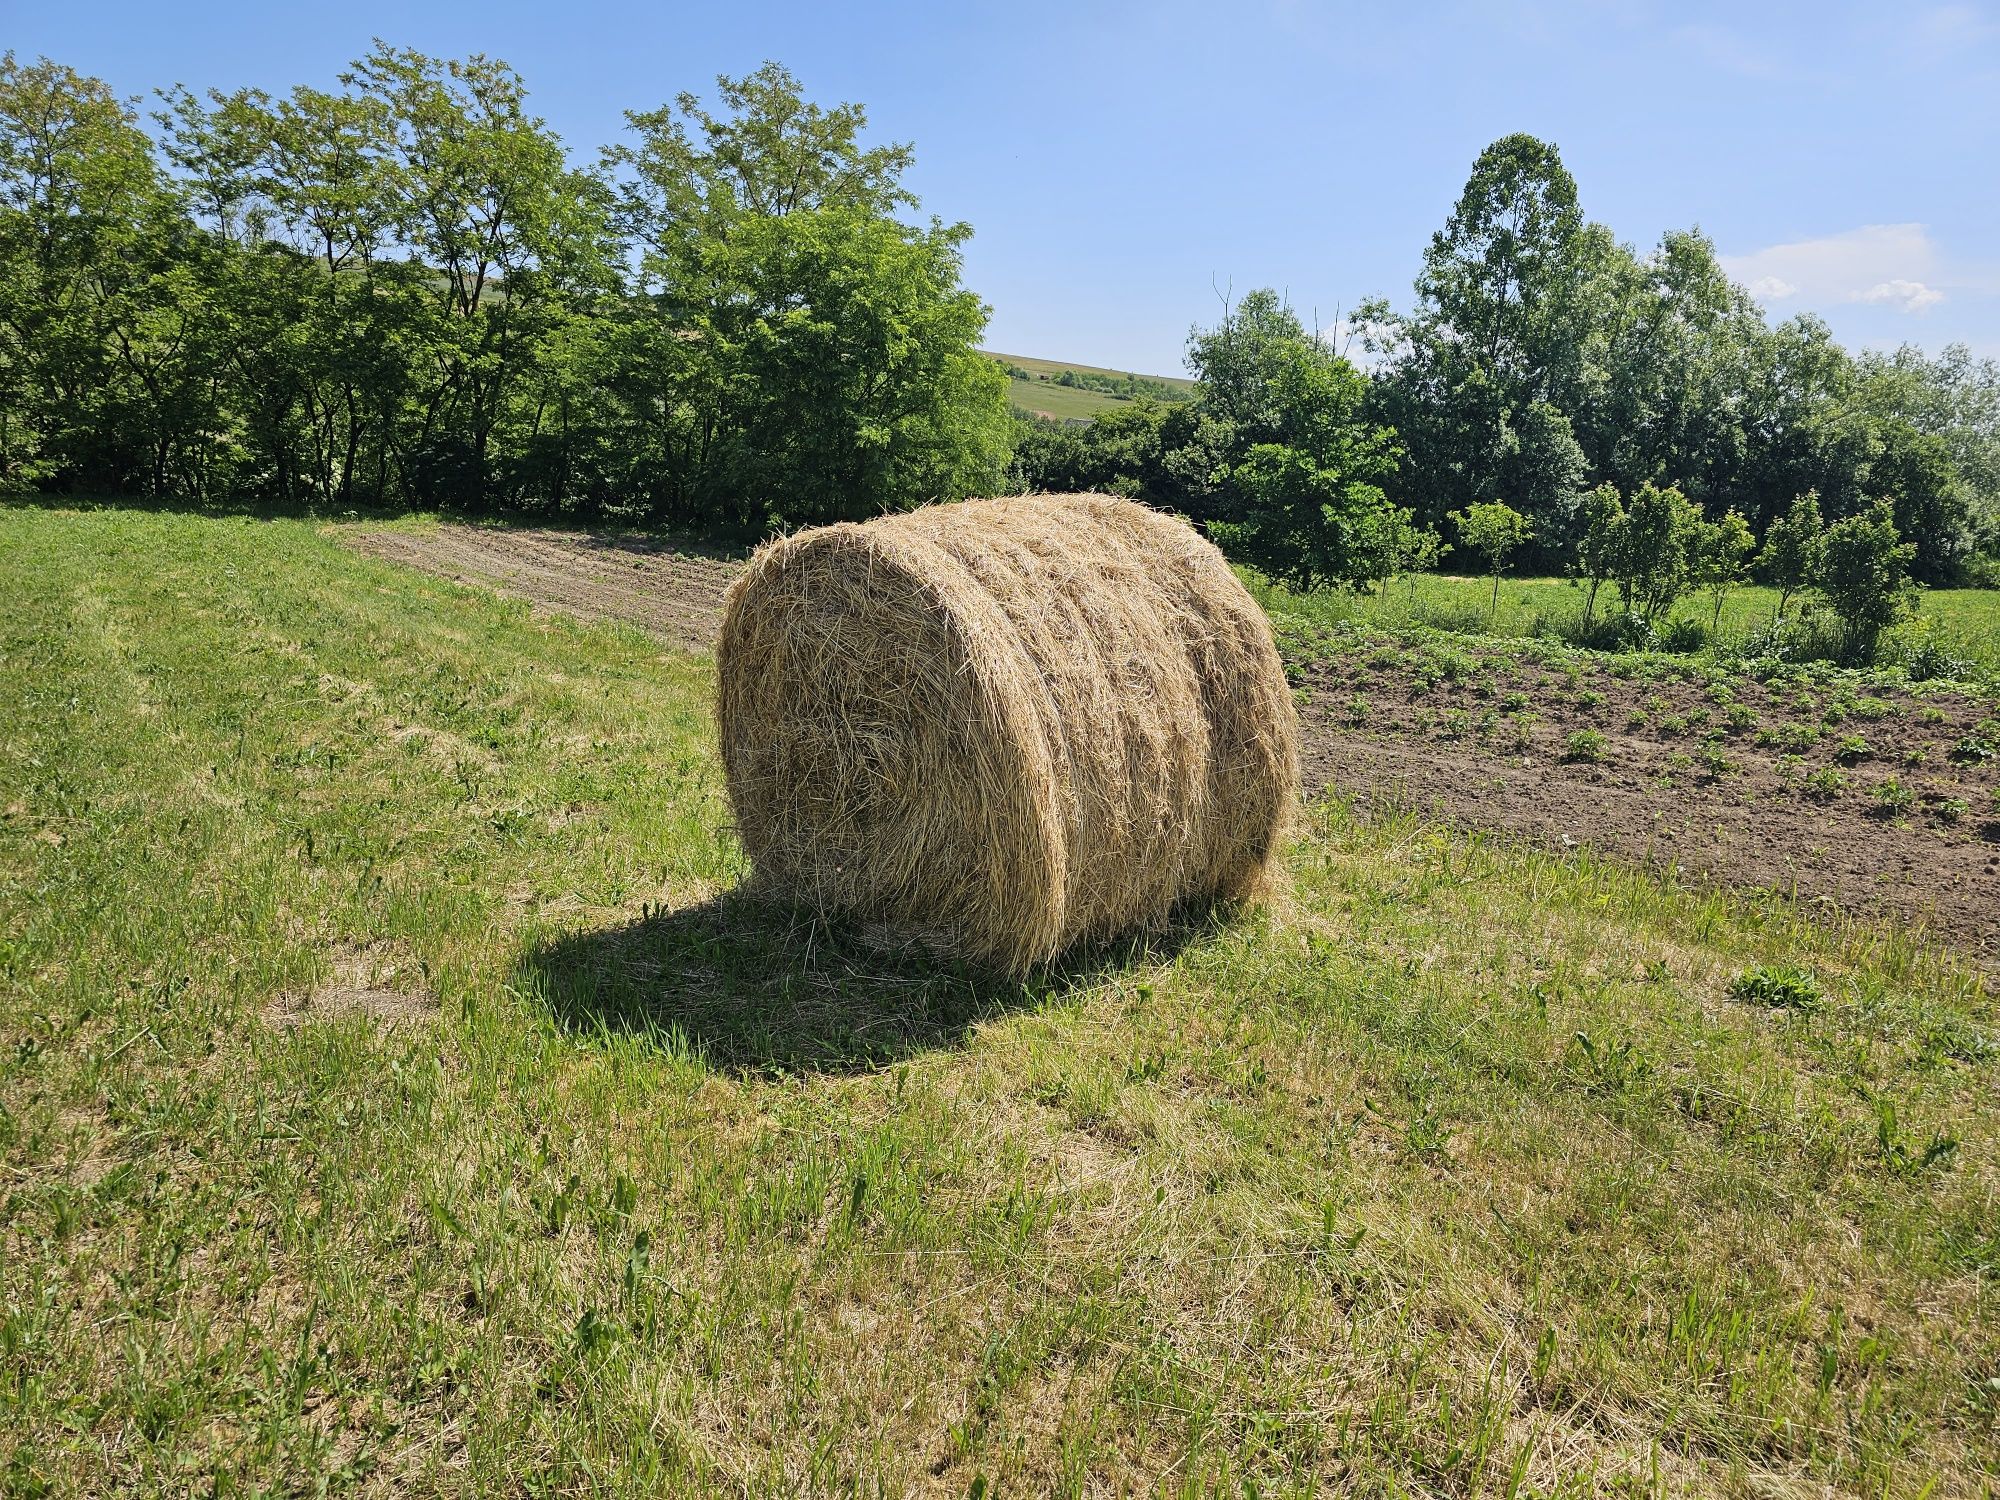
[
  {"x1": 987, "y1": 351, "x2": 1194, "y2": 422},
  {"x1": 1254, "y1": 570, "x2": 2000, "y2": 676},
  {"x1": 6, "y1": 503, "x2": 2000, "y2": 1496}
]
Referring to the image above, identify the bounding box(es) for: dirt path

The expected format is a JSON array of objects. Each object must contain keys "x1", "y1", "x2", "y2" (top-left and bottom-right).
[
  {"x1": 347, "y1": 525, "x2": 740, "y2": 652},
  {"x1": 347, "y1": 524, "x2": 2000, "y2": 961}
]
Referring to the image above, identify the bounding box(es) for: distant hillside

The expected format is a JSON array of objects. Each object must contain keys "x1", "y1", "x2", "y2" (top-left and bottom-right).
[{"x1": 985, "y1": 351, "x2": 1194, "y2": 422}]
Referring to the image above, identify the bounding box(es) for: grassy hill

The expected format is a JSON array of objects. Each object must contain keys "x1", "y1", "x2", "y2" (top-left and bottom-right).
[{"x1": 986, "y1": 351, "x2": 1194, "y2": 422}]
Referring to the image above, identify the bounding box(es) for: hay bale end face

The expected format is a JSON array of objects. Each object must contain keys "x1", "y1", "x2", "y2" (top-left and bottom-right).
[{"x1": 715, "y1": 493, "x2": 1300, "y2": 974}]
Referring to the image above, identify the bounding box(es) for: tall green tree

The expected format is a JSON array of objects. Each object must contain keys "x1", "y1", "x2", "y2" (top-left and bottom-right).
[
  {"x1": 0, "y1": 53, "x2": 161, "y2": 489},
  {"x1": 1366, "y1": 135, "x2": 1608, "y2": 553},
  {"x1": 1209, "y1": 337, "x2": 1406, "y2": 591},
  {"x1": 604, "y1": 63, "x2": 1006, "y2": 530}
]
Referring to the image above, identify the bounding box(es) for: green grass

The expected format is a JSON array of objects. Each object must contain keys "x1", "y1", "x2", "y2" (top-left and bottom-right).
[
  {"x1": 986, "y1": 350, "x2": 1194, "y2": 422},
  {"x1": 6, "y1": 503, "x2": 2000, "y2": 1495},
  {"x1": 1253, "y1": 570, "x2": 2000, "y2": 677}
]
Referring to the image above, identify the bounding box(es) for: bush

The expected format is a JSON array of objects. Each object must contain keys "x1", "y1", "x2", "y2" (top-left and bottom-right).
[{"x1": 1817, "y1": 503, "x2": 1917, "y2": 662}]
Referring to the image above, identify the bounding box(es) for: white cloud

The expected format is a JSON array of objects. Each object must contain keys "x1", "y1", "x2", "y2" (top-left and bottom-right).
[
  {"x1": 1721, "y1": 224, "x2": 1945, "y2": 314},
  {"x1": 1858, "y1": 278, "x2": 1946, "y2": 312}
]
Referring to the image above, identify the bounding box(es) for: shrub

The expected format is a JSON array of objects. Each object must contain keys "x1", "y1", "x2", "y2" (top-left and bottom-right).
[
  {"x1": 1817, "y1": 502, "x2": 1917, "y2": 662},
  {"x1": 1759, "y1": 491, "x2": 1825, "y2": 625},
  {"x1": 1450, "y1": 500, "x2": 1534, "y2": 620},
  {"x1": 1608, "y1": 482, "x2": 1702, "y2": 624}
]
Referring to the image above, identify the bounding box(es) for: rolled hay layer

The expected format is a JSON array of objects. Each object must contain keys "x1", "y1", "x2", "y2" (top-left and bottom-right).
[{"x1": 715, "y1": 492, "x2": 1300, "y2": 974}]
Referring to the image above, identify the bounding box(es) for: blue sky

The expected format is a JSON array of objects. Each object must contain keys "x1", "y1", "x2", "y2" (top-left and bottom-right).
[{"x1": 8, "y1": 0, "x2": 1997, "y2": 375}]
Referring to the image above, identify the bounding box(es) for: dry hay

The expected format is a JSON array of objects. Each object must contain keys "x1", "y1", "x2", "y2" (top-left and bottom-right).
[{"x1": 715, "y1": 492, "x2": 1300, "y2": 974}]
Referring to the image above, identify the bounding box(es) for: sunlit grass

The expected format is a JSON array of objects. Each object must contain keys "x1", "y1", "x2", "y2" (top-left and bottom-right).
[{"x1": 3, "y1": 503, "x2": 1997, "y2": 1496}]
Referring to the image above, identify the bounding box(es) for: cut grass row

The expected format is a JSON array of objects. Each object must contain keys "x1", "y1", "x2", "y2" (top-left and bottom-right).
[{"x1": 3, "y1": 503, "x2": 1998, "y2": 1495}]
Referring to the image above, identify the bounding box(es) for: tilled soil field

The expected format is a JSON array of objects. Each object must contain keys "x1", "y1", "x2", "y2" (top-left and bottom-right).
[
  {"x1": 348, "y1": 524, "x2": 2000, "y2": 959},
  {"x1": 347, "y1": 524, "x2": 740, "y2": 652},
  {"x1": 1293, "y1": 637, "x2": 2000, "y2": 959}
]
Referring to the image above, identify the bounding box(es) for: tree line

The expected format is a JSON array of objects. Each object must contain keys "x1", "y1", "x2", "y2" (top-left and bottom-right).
[
  {"x1": 1014, "y1": 136, "x2": 2000, "y2": 596},
  {"x1": 0, "y1": 50, "x2": 1009, "y2": 532},
  {"x1": 5, "y1": 53, "x2": 1997, "y2": 616}
]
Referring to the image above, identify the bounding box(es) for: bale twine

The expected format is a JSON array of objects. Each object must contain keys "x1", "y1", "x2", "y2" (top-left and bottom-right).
[{"x1": 715, "y1": 492, "x2": 1300, "y2": 974}]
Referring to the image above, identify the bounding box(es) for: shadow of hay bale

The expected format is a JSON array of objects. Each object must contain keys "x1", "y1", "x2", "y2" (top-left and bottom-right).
[{"x1": 518, "y1": 889, "x2": 1224, "y2": 1074}]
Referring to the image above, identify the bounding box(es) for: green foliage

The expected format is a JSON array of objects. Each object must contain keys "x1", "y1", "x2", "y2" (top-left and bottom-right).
[
  {"x1": 1361, "y1": 133, "x2": 1995, "y2": 586},
  {"x1": 1759, "y1": 491, "x2": 1826, "y2": 623},
  {"x1": 1046, "y1": 365, "x2": 1189, "y2": 403},
  {"x1": 1449, "y1": 499, "x2": 1532, "y2": 619},
  {"x1": 1007, "y1": 403, "x2": 1166, "y2": 498},
  {"x1": 0, "y1": 51, "x2": 1005, "y2": 530},
  {"x1": 1572, "y1": 482, "x2": 1624, "y2": 626},
  {"x1": 1694, "y1": 509, "x2": 1757, "y2": 629},
  {"x1": 1817, "y1": 502, "x2": 1917, "y2": 661},
  {"x1": 1608, "y1": 482, "x2": 1703, "y2": 625},
  {"x1": 1728, "y1": 965, "x2": 1822, "y2": 1011},
  {"x1": 1201, "y1": 314, "x2": 1408, "y2": 593},
  {"x1": 1870, "y1": 776, "x2": 1917, "y2": 817},
  {"x1": 1562, "y1": 728, "x2": 1607, "y2": 763},
  {"x1": 603, "y1": 62, "x2": 1006, "y2": 530}
]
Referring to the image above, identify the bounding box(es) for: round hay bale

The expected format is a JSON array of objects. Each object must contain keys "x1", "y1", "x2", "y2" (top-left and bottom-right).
[{"x1": 715, "y1": 492, "x2": 1299, "y2": 974}]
